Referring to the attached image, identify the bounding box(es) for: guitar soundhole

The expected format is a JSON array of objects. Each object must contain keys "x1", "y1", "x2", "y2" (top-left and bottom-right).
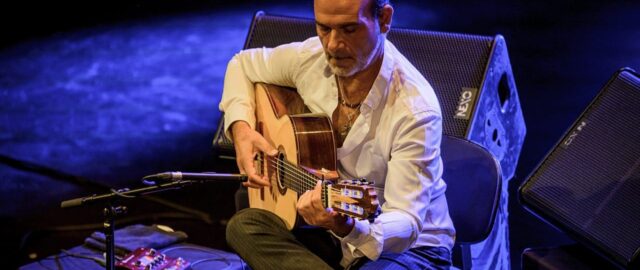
[{"x1": 276, "y1": 152, "x2": 287, "y2": 196}]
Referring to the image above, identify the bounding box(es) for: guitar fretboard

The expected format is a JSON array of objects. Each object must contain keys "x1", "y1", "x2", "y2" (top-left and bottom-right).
[{"x1": 260, "y1": 154, "x2": 329, "y2": 206}]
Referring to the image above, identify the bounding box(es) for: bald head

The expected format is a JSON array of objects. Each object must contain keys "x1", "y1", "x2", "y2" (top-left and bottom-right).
[
  {"x1": 314, "y1": 0, "x2": 387, "y2": 22},
  {"x1": 313, "y1": 0, "x2": 393, "y2": 77}
]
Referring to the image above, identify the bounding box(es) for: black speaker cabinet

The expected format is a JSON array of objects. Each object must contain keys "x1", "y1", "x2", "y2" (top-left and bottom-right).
[
  {"x1": 213, "y1": 12, "x2": 526, "y2": 180},
  {"x1": 520, "y1": 68, "x2": 640, "y2": 269}
]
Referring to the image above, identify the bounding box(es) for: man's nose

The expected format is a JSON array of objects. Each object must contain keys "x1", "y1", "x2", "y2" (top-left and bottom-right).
[{"x1": 327, "y1": 30, "x2": 344, "y2": 52}]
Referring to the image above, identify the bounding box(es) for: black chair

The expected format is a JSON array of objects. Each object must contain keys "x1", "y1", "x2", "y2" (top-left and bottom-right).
[
  {"x1": 213, "y1": 12, "x2": 503, "y2": 269},
  {"x1": 441, "y1": 135, "x2": 502, "y2": 269}
]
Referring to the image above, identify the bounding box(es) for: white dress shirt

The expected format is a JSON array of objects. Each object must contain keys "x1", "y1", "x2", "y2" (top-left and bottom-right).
[{"x1": 219, "y1": 37, "x2": 455, "y2": 267}]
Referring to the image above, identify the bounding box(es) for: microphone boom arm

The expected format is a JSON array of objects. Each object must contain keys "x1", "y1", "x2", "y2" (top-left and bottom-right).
[{"x1": 142, "y1": 171, "x2": 248, "y2": 185}]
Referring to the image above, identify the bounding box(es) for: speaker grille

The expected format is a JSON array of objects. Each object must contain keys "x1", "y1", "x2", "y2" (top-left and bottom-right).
[
  {"x1": 388, "y1": 30, "x2": 493, "y2": 137},
  {"x1": 245, "y1": 14, "x2": 495, "y2": 137},
  {"x1": 245, "y1": 14, "x2": 316, "y2": 49},
  {"x1": 522, "y1": 69, "x2": 640, "y2": 266}
]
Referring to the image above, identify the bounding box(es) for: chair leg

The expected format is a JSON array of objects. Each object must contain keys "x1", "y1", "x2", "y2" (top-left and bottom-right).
[{"x1": 460, "y1": 244, "x2": 472, "y2": 270}]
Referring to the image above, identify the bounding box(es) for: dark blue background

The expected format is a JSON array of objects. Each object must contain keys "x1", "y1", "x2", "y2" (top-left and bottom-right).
[{"x1": 1, "y1": 0, "x2": 638, "y2": 268}]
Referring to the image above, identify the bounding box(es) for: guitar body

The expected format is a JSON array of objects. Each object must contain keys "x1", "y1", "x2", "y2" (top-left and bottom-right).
[{"x1": 249, "y1": 83, "x2": 337, "y2": 230}]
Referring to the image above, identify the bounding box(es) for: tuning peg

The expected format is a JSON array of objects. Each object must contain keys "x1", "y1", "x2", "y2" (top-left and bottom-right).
[{"x1": 339, "y1": 178, "x2": 374, "y2": 185}]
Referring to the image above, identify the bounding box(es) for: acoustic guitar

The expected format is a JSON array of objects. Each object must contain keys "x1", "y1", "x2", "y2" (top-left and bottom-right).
[{"x1": 249, "y1": 83, "x2": 380, "y2": 230}]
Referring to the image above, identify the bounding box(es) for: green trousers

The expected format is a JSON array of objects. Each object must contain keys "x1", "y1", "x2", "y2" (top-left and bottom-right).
[
  {"x1": 226, "y1": 208, "x2": 343, "y2": 270},
  {"x1": 226, "y1": 208, "x2": 452, "y2": 270}
]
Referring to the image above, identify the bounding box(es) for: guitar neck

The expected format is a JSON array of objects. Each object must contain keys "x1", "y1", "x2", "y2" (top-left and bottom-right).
[
  {"x1": 261, "y1": 154, "x2": 331, "y2": 207},
  {"x1": 255, "y1": 147, "x2": 378, "y2": 221}
]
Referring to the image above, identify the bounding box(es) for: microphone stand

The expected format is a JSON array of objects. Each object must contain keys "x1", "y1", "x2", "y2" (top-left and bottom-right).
[{"x1": 60, "y1": 180, "x2": 194, "y2": 270}]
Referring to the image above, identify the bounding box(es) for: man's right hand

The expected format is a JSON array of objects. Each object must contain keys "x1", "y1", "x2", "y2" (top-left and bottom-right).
[{"x1": 231, "y1": 121, "x2": 277, "y2": 189}]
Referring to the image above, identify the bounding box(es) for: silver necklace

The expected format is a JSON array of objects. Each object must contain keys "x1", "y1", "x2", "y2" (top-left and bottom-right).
[{"x1": 337, "y1": 77, "x2": 363, "y2": 139}]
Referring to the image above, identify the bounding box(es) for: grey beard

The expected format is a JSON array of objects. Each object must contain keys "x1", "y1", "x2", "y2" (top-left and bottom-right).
[
  {"x1": 329, "y1": 62, "x2": 358, "y2": 77},
  {"x1": 328, "y1": 38, "x2": 383, "y2": 77}
]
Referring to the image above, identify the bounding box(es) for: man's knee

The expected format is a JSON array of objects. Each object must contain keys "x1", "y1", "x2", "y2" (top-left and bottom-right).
[{"x1": 226, "y1": 208, "x2": 283, "y2": 245}]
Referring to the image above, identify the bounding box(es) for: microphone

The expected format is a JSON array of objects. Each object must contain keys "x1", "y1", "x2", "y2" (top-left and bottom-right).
[{"x1": 142, "y1": 171, "x2": 248, "y2": 185}]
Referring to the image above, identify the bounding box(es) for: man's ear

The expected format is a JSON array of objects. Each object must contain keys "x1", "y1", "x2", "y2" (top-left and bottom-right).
[{"x1": 379, "y1": 4, "x2": 394, "y2": 34}]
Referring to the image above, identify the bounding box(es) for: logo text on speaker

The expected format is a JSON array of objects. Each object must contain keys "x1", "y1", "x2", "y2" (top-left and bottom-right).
[
  {"x1": 454, "y1": 87, "x2": 478, "y2": 120},
  {"x1": 561, "y1": 121, "x2": 588, "y2": 149}
]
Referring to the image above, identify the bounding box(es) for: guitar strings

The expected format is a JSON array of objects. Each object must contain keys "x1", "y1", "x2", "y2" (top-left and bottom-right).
[
  {"x1": 267, "y1": 161, "x2": 369, "y2": 214},
  {"x1": 263, "y1": 156, "x2": 311, "y2": 192},
  {"x1": 257, "y1": 154, "x2": 362, "y2": 204},
  {"x1": 268, "y1": 157, "x2": 343, "y2": 193},
  {"x1": 257, "y1": 155, "x2": 343, "y2": 195},
  {"x1": 258, "y1": 155, "x2": 318, "y2": 189},
  {"x1": 267, "y1": 159, "x2": 335, "y2": 193},
  {"x1": 255, "y1": 156, "x2": 372, "y2": 216}
]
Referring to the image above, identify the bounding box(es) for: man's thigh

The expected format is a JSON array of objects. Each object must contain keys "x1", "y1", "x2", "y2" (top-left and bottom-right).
[{"x1": 292, "y1": 226, "x2": 342, "y2": 269}]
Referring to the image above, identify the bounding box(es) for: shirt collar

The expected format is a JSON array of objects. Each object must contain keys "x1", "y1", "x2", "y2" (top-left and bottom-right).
[{"x1": 363, "y1": 39, "x2": 394, "y2": 112}]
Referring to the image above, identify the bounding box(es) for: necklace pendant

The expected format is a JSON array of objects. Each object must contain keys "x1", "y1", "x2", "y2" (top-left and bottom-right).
[{"x1": 341, "y1": 124, "x2": 351, "y2": 139}]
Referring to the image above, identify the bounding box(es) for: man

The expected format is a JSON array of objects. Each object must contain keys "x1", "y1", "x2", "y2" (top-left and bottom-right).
[{"x1": 219, "y1": 0, "x2": 455, "y2": 269}]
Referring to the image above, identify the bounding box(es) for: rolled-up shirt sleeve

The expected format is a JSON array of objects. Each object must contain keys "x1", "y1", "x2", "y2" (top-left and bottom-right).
[
  {"x1": 335, "y1": 107, "x2": 444, "y2": 266},
  {"x1": 218, "y1": 42, "x2": 304, "y2": 139}
]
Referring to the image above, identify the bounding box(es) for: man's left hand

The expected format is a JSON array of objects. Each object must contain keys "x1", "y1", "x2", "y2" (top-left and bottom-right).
[{"x1": 297, "y1": 181, "x2": 354, "y2": 237}]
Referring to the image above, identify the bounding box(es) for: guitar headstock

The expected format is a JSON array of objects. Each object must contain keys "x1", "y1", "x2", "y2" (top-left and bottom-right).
[{"x1": 325, "y1": 178, "x2": 381, "y2": 222}]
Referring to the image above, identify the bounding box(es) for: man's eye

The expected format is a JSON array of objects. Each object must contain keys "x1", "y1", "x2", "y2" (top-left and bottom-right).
[
  {"x1": 343, "y1": 26, "x2": 356, "y2": 34},
  {"x1": 318, "y1": 26, "x2": 330, "y2": 33}
]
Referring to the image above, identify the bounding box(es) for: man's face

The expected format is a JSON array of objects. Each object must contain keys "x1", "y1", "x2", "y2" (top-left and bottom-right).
[{"x1": 314, "y1": 0, "x2": 383, "y2": 77}]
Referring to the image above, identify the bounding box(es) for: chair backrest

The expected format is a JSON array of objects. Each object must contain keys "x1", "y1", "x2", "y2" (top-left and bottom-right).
[{"x1": 441, "y1": 135, "x2": 501, "y2": 244}]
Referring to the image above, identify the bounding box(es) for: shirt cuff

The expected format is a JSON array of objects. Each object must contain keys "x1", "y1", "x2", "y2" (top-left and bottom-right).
[
  {"x1": 342, "y1": 218, "x2": 370, "y2": 244},
  {"x1": 330, "y1": 218, "x2": 382, "y2": 261},
  {"x1": 327, "y1": 218, "x2": 362, "y2": 241},
  {"x1": 223, "y1": 105, "x2": 256, "y2": 141}
]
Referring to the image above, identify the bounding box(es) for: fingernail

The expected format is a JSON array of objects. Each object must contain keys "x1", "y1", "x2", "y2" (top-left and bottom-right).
[{"x1": 268, "y1": 150, "x2": 278, "y2": 156}]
